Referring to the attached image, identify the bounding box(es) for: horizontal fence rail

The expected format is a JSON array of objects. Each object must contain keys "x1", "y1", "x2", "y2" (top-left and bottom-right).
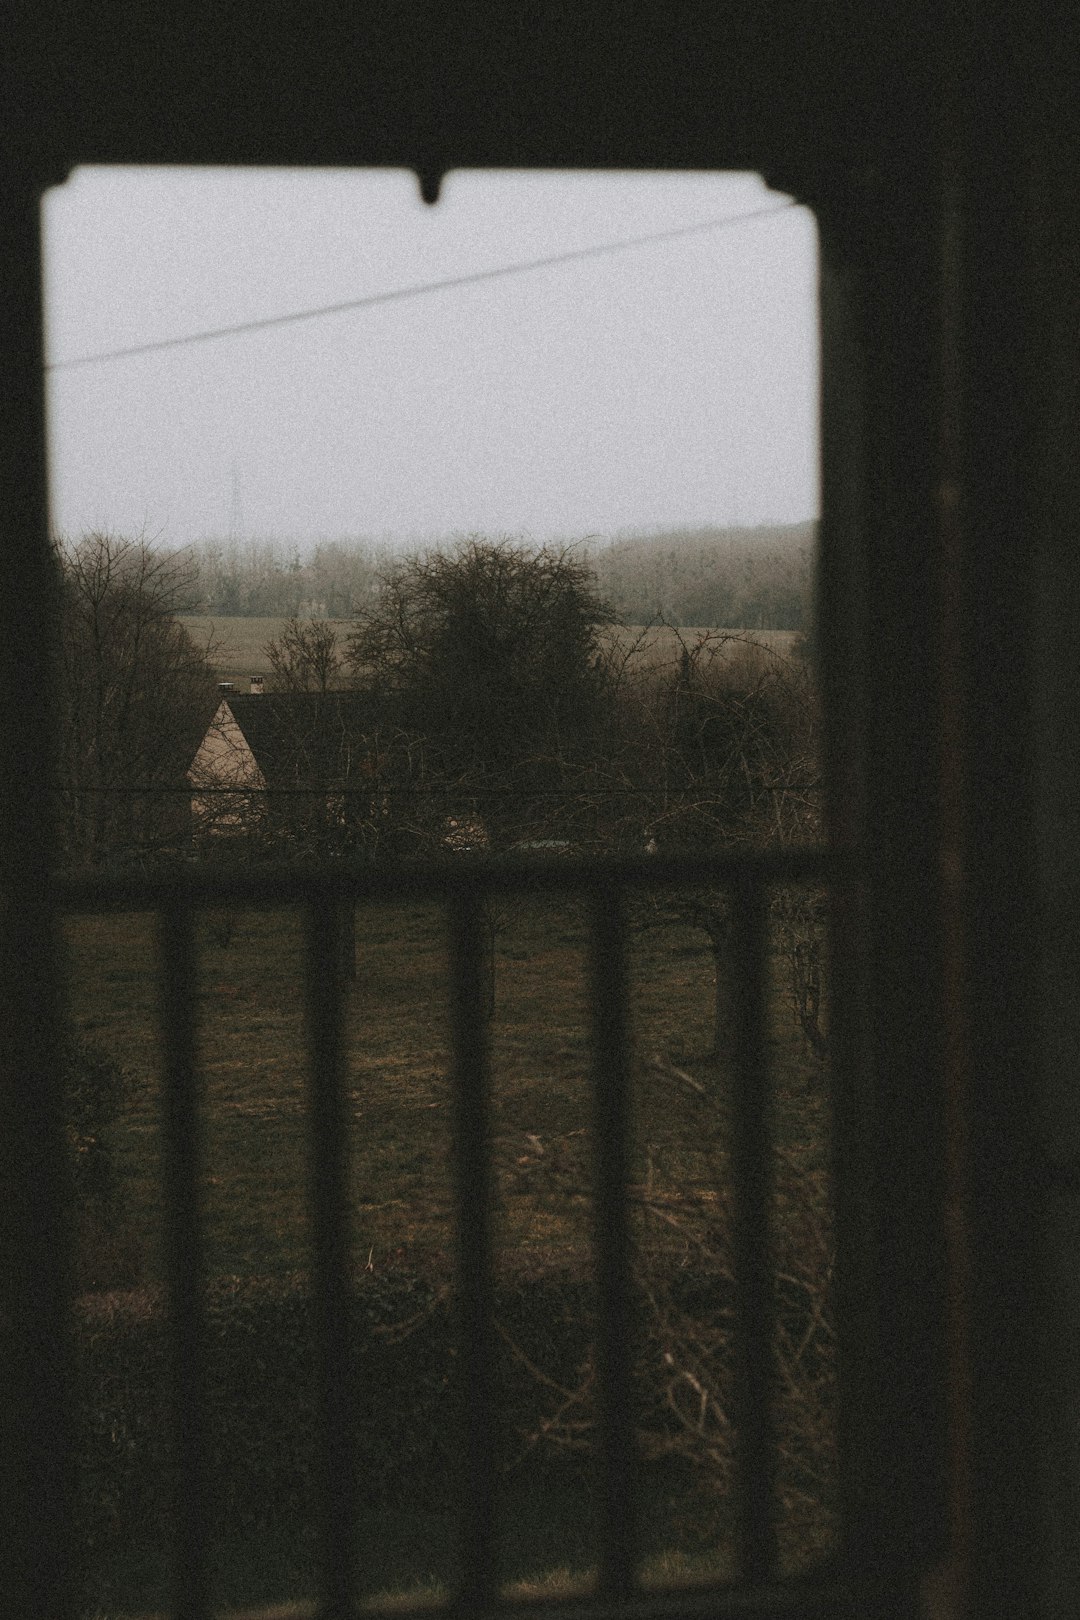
[
  {"x1": 53, "y1": 847, "x2": 833, "y2": 911},
  {"x1": 53, "y1": 844, "x2": 852, "y2": 1620}
]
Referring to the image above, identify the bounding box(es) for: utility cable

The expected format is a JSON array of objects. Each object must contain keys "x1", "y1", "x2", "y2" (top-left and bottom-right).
[{"x1": 47, "y1": 199, "x2": 797, "y2": 372}]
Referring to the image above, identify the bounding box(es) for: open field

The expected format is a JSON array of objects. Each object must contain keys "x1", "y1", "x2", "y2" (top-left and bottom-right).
[
  {"x1": 63, "y1": 891, "x2": 829, "y2": 1283},
  {"x1": 178, "y1": 617, "x2": 354, "y2": 685},
  {"x1": 64, "y1": 890, "x2": 835, "y2": 1613},
  {"x1": 179, "y1": 616, "x2": 803, "y2": 686}
]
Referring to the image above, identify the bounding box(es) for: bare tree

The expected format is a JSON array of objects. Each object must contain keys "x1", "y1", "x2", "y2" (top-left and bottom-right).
[
  {"x1": 345, "y1": 537, "x2": 618, "y2": 849},
  {"x1": 263, "y1": 616, "x2": 345, "y2": 693},
  {"x1": 602, "y1": 631, "x2": 824, "y2": 1056},
  {"x1": 500, "y1": 1067, "x2": 836, "y2": 1551},
  {"x1": 55, "y1": 533, "x2": 216, "y2": 868}
]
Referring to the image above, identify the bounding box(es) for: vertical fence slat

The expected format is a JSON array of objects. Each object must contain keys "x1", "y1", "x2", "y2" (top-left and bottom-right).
[
  {"x1": 730, "y1": 874, "x2": 777, "y2": 1584},
  {"x1": 448, "y1": 883, "x2": 498, "y2": 1608},
  {"x1": 0, "y1": 177, "x2": 77, "y2": 1620},
  {"x1": 589, "y1": 882, "x2": 637, "y2": 1601},
  {"x1": 160, "y1": 897, "x2": 210, "y2": 1620},
  {"x1": 305, "y1": 890, "x2": 356, "y2": 1619}
]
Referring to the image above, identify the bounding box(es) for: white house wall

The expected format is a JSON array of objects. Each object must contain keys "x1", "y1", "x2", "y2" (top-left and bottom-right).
[{"x1": 187, "y1": 700, "x2": 267, "y2": 836}]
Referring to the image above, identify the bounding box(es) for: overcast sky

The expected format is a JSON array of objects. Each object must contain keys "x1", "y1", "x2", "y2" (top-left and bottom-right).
[{"x1": 41, "y1": 167, "x2": 818, "y2": 551}]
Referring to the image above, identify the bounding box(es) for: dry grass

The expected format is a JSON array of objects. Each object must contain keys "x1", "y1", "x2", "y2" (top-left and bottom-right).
[
  {"x1": 62, "y1": 894, "x2": 826, "y2": 1285},
  {"x1": 177, "y1": 616, "x2": 803, "y2": 687},
  {"x1": 178, "y1": 618, "x2": 354, "y2": 684}
]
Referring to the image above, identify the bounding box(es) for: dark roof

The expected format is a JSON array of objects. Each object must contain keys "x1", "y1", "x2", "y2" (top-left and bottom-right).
[{"x1": 225, "y1": 692, "x2": 380, "y2": 785}]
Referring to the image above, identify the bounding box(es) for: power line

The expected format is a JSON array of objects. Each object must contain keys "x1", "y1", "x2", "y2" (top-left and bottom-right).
[{"x1": 46, "y1": 200, "x2": 797, "y2": 372}]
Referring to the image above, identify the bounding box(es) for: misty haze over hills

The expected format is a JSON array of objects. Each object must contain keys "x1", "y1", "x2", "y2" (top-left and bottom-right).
[{"x1": 177, "y1": 522, "x2": 816, "y2": 631}]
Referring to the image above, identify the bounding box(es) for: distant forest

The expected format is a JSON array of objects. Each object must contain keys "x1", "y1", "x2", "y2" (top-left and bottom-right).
[
  {"x1": 177, "y1": 522, "x2": 816, "y2": 630},
  {"x1": 582, "y1": 523, "x2": 815, "y2": 629}
]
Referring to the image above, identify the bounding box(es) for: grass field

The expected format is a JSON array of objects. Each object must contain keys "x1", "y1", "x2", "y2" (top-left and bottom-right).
[
  {"x1": 64, "y1": 887, "x2": 835, "y2": 1614},
  {"x1": 63, "y1": 890, "x2": 828, "y2": 1283},
  {"x1": 178, "y1": 616, "x2": 802, "y2": 686}
]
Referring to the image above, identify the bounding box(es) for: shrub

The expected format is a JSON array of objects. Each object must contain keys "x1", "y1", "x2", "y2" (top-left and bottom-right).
[
  {"x1": 71, "y1": 1269, "x2": 457, "y2": 1563},
  {"x1": 71, "y1": 1246, "x2": 836, "y2": 1586}
]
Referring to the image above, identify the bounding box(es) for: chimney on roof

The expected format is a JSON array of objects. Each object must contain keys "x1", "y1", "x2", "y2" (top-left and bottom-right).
[{"x1": 250, "y1": 676, "x2": 264, "y2": 695}]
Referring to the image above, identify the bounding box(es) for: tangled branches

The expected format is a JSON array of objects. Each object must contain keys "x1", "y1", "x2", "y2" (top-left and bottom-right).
[{"x1": 495, "y1": 1055, "x2": 837, "y2": 1568}]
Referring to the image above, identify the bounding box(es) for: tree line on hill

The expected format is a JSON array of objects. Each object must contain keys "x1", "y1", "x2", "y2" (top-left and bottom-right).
[
  {"x1": 174, "y1": 522, "x2": 816, "y2": 630},
  {"x1": 181, "y1": 536, "x2": 388, "y2": 620},
  {"x1": 581, "y1": 523, "x2": 815, "y2": 630}
]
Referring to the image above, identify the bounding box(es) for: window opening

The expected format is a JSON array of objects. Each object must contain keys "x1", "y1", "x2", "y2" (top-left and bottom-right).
[{"x1": 42, "y1": 168, "x2": 832, "y2": 1618}]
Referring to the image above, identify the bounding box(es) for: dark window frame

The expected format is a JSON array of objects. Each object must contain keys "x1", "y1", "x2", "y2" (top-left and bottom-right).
[{"x1": 5, "y1": 5, "x2": 1063, "y2": 1616}]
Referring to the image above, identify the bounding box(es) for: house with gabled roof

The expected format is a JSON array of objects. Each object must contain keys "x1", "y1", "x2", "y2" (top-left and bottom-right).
[
  {"x1": 187, "y1": 683, "x2": 384, "y2": 854},
  {"x1": 188, "y1": 681, "x2": 514, "y2": 861}
]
